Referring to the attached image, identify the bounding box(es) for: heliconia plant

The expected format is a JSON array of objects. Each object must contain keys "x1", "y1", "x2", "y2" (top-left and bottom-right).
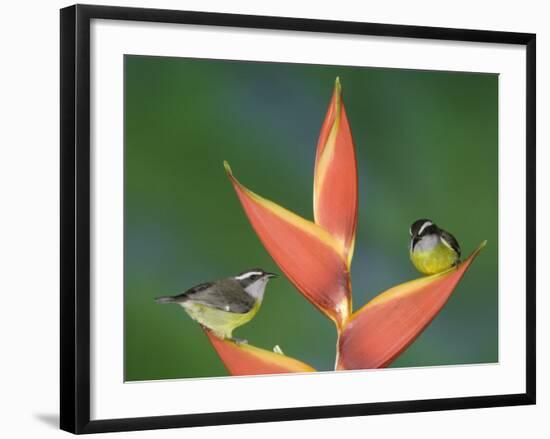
[{"x1": 208, "y1": 77, "x2": 485, "y2": 375}]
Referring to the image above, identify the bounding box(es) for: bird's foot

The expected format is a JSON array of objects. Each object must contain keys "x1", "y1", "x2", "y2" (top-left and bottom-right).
[{"x1": 230, "y1": 337, "x2": 248, "y2": 345}]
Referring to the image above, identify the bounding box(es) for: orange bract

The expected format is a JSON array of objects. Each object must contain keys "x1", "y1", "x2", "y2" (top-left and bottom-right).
[
  {"x1": 224, "y1": 162, "x2": 352, "y2": 328},
  {"x1": 314, "y1": 78, "x2": 358, "y2": 267},
  {"x1": 205, "y1": 330, "x2": 316, "y2": 375},
  {"x1": 336, "y1": 242, "x2": 487, "y2": 370}
]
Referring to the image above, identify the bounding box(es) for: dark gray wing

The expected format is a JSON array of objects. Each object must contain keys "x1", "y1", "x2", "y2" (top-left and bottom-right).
[
  {"x1": 440, "y1": 229, "x2": 461, "y2": 258},
  {"x1": 169, "y1": 281, "x2": 213, "y2": 301},
  {"x1": 183, "y1": 279, "x2": 255, "y2": 314}
]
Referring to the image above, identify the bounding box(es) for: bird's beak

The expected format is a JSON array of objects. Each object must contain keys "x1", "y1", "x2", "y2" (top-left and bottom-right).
[{"x1": 266, "y1": 272, "x2": 278, "y2": 279}]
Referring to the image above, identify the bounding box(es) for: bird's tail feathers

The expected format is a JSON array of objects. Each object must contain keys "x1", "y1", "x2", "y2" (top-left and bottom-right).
[{"x1": 155, "y1": 296, "x2": 177, "y2": 304}]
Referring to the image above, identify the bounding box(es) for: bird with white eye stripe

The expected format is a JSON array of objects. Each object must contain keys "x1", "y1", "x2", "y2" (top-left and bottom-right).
[
  {"x1": 155, "y1": 268, "x2": 278, "y2": 343},
  {"x1": 409, "y1": 219, "x2": 461, "y2": 275}
]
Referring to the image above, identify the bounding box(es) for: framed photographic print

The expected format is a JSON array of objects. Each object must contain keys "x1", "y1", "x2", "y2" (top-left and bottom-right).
[{"x1": 60, "y1": 4, "x2": 536, "y2": 434}]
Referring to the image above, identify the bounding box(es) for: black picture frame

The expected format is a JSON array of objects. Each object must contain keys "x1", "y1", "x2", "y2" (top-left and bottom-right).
[{"x1": 60, "y1": 4, "x2": 536, "y2": 434}]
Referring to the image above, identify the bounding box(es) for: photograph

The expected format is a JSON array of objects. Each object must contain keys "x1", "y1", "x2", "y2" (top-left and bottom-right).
[{"x1": 123, "y1": 55, "x2": 498, "y2": 382}]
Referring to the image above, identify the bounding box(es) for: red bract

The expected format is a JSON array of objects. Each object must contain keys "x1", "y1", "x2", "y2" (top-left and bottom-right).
[
  {"x1": 211, "y1": 77, "x2": 485, "y2": 375},
  {"x1": 314, "y1": 77, "x2": 358, "y2": 268},
  {"x1": 336, "y1": 242, "x2": 486, "y2": 370},
  {"x1": 224, "y1": 162, "x2": 352, "y2": 329},
  {"x1": 205, "y1": 330, "x2": 315, "y2": 375}
]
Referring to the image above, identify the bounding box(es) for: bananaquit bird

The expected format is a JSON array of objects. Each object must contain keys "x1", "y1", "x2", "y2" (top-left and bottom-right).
[
  {"x1": 155, "y1": 268, "x2": 277, "y2": 342},
  {"x1": 409, "y1": 219, "x2": 461, "y2": 275}
]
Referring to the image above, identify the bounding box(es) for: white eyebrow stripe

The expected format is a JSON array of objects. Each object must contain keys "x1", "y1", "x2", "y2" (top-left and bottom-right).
[
  {"x1": 417, "y1": 221, "x2": 433, "y2": 236},
  {"x1": 235, "y1": 271, "x2": 263, "y2": 280},
  {"x1": 440, "y1": 235, "x2": 453, "y2": 250}
]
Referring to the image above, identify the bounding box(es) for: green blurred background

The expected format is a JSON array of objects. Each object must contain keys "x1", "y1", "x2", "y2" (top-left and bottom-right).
[{"x1": 124, "y1": 55, "x2": 498, "y2": 381}]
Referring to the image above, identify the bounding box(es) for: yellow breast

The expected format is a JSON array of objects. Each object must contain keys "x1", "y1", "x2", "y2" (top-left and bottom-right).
[
  {"x1": 410, "y1": 242, "x2": 459, "y2": 275},
  {"x1": 181, "y1": 300, "x2": 261, "y2": 340}
]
